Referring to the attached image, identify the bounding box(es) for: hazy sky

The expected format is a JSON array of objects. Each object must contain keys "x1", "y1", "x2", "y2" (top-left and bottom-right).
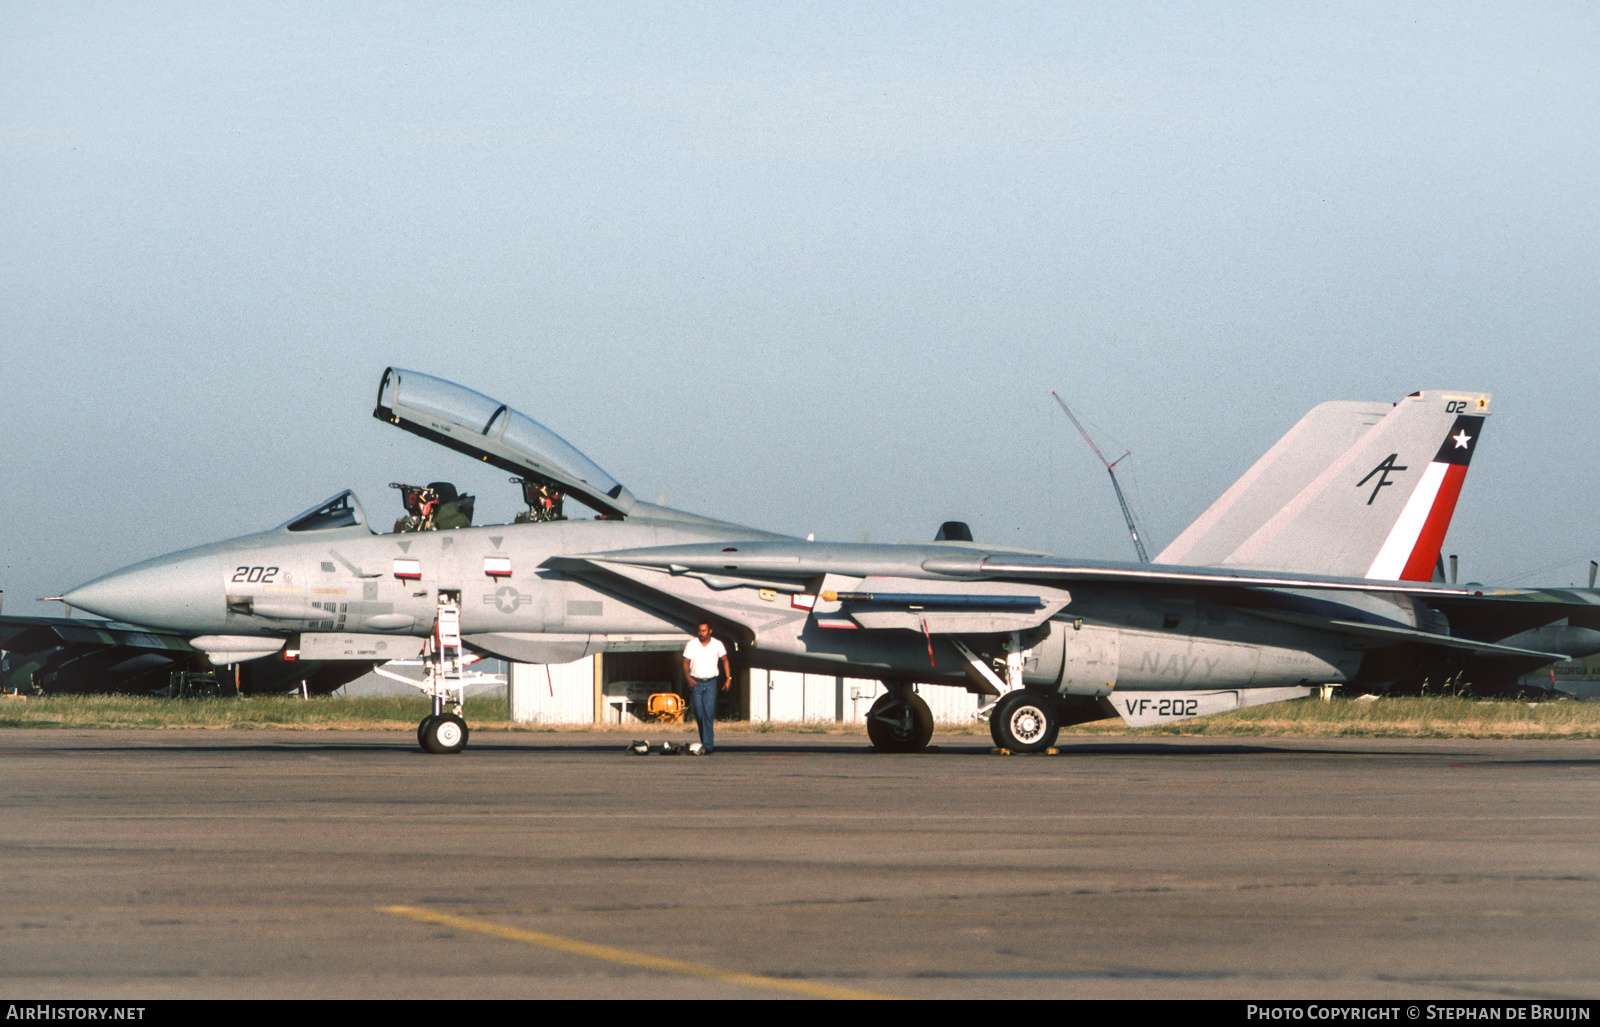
[{"x1": 3, "y1": 2, "x2": 1597, "y2": 614}]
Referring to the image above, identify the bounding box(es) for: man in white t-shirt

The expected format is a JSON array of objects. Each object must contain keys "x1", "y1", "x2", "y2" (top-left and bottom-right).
[{"x1": 681, "y1": 622, "x2": 730, "y2": 754}]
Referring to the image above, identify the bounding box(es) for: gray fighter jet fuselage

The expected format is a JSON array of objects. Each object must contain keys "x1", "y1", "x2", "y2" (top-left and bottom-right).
[
  {"x1": 70, "y1": 506, "x2": 1376, "y2": 684},
  {"x1": 61, "y1": 369, "x2": 1594, "y2": 754}
]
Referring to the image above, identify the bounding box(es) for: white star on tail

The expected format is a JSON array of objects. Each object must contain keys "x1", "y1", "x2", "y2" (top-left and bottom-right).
[{"x1": 1452, "y1": 430, "x2": 1472, "y2": 449}]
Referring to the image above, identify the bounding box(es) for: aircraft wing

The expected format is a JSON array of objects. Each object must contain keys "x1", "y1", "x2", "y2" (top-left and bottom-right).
[
  {"x1": 575, "y1": 542, "x2": 1475, "y2": 596},
  {"x1": 553, "y1": 542, "x2": 1595, "y2": 659},
  {"x1": 547, "y1": 542, "x2": 1439, "y2": 652}
]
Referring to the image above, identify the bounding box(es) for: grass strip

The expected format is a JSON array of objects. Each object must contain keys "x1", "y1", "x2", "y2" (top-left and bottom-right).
[
  {"x1": 1061, "y1": 695, "x2": 1600, "y2": 739},
  {"x1": 0, "y1": 694, "x2": 1597, "y2": 738}
]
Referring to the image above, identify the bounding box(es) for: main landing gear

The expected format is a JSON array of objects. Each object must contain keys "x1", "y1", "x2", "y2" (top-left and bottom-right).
[
  {"x1": 988, "y1": 688, "x2": 1060, "y2": 753},
  {"x1": 957, "y1": 632, "x2": 1060, "y2": 753},
  {"x1": 866, "y1": 686, "x2": 935, "y2": 753}
]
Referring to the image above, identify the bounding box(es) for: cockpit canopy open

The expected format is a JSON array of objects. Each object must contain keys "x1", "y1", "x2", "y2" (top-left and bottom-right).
[{"x1": 374, "y1": 368, "x2": 636, "y2": 519}]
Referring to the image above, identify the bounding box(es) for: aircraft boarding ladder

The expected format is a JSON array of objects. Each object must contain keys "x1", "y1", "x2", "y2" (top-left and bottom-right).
[{"x1": 428, "y1": 593, "x2": 466, "y2": 718}]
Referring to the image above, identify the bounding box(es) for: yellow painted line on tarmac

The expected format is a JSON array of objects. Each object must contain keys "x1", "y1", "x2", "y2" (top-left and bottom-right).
[{"x1": 380, "y1": 904, "x2": 896, "y2": 1000}]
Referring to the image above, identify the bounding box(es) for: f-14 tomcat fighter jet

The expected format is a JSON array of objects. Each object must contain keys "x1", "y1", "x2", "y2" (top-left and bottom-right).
[{"x1": 62, "y1": 371, "x2": 1589, "y2": 754}]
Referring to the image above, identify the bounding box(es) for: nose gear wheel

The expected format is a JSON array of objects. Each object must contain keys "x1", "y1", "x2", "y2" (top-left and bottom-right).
[{"x1": 421, "y1": 712, "x2": 469, "y2": 754}]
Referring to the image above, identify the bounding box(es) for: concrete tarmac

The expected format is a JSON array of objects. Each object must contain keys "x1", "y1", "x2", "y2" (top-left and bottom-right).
[{"x1": 0, "y1": 729, "x2": 1596, "y2": 1000}]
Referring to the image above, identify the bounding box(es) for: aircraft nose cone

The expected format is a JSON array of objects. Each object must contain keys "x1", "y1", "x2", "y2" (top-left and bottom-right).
[{"x1": 63, "y1": 550, "x2": 225, "y2": 632}]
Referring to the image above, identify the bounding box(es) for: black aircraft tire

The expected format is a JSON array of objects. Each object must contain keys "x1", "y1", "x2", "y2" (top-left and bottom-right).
[
  {"x1": 417, "y1": 715, "x2": 436, "y2": 749},
  {"x1": 421, "y1": 713, "x2": 469, "y2": 755},
  {"x1": 988, "y1": 709, "x2": 1007, "y2": 750},
  {"x1": 991, "y1": 689, "x2": 1059, "y2": 753},
  {"x1": 865, "y1": 692, "x2": 935, "y2": 753}
]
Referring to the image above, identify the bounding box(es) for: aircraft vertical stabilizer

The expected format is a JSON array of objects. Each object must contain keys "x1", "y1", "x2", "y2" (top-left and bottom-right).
[
  {"x1": 1159, "y1": 391, "x2": 1489, "y2": 580},
  {"x1": 1155, "y1": 400, "x2": 1392, "y2": 568}
]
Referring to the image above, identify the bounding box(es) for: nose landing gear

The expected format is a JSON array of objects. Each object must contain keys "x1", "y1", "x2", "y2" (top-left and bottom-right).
[
  {"x1": 375, "y1": 593, "x2": 475, "y2": 755},
  {"x1": 415, "y1": 593, "x2": 470, "y2": 754},
  {"x1": 419, "y1": 710, "x2": 469, "y2": 754}
]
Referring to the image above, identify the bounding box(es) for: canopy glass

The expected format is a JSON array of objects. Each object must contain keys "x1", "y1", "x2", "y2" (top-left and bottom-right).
[{"x1": 375, "y1": 368, "x2": 634, "y2": 517}]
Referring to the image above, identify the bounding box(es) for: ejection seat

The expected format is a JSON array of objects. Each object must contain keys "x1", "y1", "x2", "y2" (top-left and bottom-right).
[
  {"x1": 390, "y1": 481, "x2": 475, "y2": 533},
  {"x1": 512, "y1": 477, "x2": 566, "y2": 523}
]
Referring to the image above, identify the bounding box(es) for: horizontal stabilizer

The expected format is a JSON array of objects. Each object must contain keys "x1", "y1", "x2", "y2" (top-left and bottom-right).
[{"x1": 1243, "y1": 610, "x2": 1568, "y2": 661}]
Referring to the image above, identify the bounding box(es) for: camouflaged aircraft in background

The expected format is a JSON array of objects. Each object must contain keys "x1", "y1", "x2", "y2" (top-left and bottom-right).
[
  {"x1": 0, "y1": 616, "x2": 198, "y2": 696},
  {"x1": 0, "y1": 613, "x2": 376, "y2": 697},
  {"x1": 57, "y1": 369, "x2": 1599, "y2": 754},
  {"x1": 1392, "y1": 577, "x2": 1600, "y2": 696}
]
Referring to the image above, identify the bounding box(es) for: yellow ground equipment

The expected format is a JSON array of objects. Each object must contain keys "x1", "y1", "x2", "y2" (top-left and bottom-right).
[{"x1": 645, "y1": 692, "x2": 686, "y2": 723}]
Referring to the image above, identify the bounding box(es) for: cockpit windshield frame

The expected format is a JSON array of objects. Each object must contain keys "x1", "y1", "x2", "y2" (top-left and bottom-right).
[{"x1": 280, "y1": 490, "x2": 369, "y2": 533}]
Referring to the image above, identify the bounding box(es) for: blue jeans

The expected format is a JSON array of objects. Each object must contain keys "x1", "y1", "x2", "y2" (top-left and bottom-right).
[{"x1": 691, "y1": 677, "x2": 718, "y2": 751}]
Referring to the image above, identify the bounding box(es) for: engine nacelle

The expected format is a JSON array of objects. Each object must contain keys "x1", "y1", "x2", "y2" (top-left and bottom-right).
[{"x1": 1024, "y1": 619, "x2": 1359, "y2": 695}]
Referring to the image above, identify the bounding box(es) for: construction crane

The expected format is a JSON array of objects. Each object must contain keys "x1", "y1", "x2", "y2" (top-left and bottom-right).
[{"x1": 1051, "y1": 390, "x2": 1150, "y2": 563}]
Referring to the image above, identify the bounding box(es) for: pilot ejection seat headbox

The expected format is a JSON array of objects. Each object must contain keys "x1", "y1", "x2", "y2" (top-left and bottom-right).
[
  {"x1": 513, "y1": 477, "x2": 565, "y2": 523},
  {"x1": 389, "y1": 481, "x2": 475, "y2": 533}
]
